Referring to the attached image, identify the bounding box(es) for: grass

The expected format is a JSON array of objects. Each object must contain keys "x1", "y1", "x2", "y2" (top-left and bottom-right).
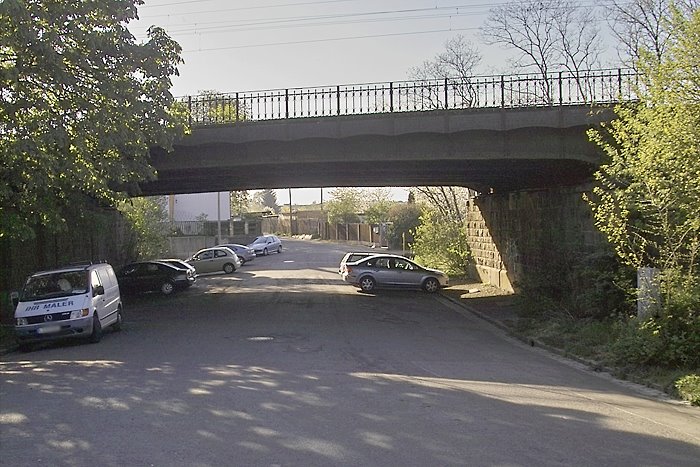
[{"x1": 513, "y1": 313, "x2": 700, "y2": 405}]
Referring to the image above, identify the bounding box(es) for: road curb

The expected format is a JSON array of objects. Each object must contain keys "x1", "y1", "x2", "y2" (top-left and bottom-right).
[{"x1": 438, "y1": 291, "x2": 671, "y2": 396}]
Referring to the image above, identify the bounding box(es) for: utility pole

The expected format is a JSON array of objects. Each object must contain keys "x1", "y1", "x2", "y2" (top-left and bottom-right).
[
  {"x1": 288, "y1": 188, "x2": 293, "y2": 235},
  {"x1": 217, "y1": 192, "x2": 222, "y2": 244}
]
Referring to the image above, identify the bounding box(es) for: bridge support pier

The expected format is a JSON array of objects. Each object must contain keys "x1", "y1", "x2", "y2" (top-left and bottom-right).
[{"x1": 465, "y1": 184, "x2": 605, "y2": 293}]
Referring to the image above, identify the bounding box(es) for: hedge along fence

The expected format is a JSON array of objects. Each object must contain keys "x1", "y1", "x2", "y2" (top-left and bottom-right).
[{"x1": 0, "y1": 207, "x2": 136, "y2": 325}]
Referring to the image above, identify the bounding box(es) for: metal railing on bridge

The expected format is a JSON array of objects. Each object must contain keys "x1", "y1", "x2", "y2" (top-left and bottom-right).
[{"x1": 183, "y1": 68, "x2": 638, "y2": 126}]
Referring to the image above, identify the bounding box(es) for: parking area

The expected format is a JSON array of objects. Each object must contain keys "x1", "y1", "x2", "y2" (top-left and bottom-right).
[{"x1": 2, "y1": 239, "x2": 699, "y2": 466}]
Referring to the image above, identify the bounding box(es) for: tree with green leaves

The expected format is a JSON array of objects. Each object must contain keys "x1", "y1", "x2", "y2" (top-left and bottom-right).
[
  {"x1": 118, "y1": 197, "x2": 169, "y2": 260},
  {"x1": 325, "y1": 188, "x2": 363, "y2": 224},
  {"x1": 363, "y1": 188, "x2": 394, "y2": 224},
  {"x1": 0, "y1": 0, "x2": 187, "y2": 240},
  {"x1": 411, "y1": 208, "x2": 472, "y2": 276},
  {"x1": 229, "y1": 190, "x2": 250, "y2": 216},
  {"x1": 587, "y1": 7, "x2": 700, "y2": 278},
  {"x1": 191, "y1": 89, "x2": 250, "y2": 124},
  {"x1": 386, "y1": 202, "x2": 422, "y2": 250},
  {"x1": 587, "y1": 7, "x2": 700, "y2": 369}
]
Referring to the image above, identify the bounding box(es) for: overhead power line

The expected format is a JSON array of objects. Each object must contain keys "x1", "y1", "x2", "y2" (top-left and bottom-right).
[{"x1": 183, "y1": 27, "x2": 479, "y2": 52}]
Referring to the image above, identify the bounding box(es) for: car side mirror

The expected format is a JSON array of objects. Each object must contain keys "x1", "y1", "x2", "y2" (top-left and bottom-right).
[{"x1": 93, "y1": 285, "x2": 105, "y2": 297}]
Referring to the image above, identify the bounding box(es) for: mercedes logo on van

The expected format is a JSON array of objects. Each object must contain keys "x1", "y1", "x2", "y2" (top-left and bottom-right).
[{"x1": 44, "y1": 314, "x2": 53, "y2": 322}]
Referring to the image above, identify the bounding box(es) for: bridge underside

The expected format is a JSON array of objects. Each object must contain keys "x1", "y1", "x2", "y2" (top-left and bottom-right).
[
  {"x1": 138, "y1": 106, "x2": 608, "y2": 196},
  {"x1": 140, "y1": 156, "x2": 595, "y2": 195}
]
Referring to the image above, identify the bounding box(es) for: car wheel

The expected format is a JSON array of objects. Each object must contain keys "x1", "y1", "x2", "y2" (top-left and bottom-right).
[
  {"x1": 263, "y1": 248, "x2": 268, "y2": 256},
  {"x1": 277, "y1": 246, "x2": 282, "y2": 253},
  {"x1": 224, "y1": 262, "x2": 235, "y2": 274},
  {"x1": 160, "y1": 281, "x2": 175, "y2": 295},
  {"x1": 113, "y1": 306, "x2": 123, "y2": 331},
  {"x1": 89, "y1": 313, "x2": 102, "y2": 343},
  {"x1": 423, "y1": 277, "x2": 440, "y2": 293},
  {"x1": 359, "y1": 276, "x2": 376, "y2": 293},
  {"x1": 239, "y1": 258, "x2": 246, "y2": 265}
]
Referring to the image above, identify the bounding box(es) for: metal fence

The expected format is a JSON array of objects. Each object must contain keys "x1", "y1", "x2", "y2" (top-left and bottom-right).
[{"x1": 182, "y1": 68, "x2": 638, "y2": 126}]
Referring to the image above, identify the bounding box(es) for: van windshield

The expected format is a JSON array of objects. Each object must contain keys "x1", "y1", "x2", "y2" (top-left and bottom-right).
[{"x1": 21, "y1": 271, "x2": 89, "y2": 301}]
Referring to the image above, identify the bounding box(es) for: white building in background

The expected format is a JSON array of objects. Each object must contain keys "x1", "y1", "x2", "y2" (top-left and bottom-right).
[{"x1": 168, "y1": 192, "x2": 230, "y2": 221}]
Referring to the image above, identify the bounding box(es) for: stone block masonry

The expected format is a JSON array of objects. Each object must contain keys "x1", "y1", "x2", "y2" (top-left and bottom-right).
[{"x1": 465, "y1": 184, "x2": 606, "y2": 292}]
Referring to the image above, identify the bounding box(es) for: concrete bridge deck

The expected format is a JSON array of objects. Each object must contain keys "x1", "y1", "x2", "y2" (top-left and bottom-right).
[{"x1": 142, "y1": 104, "x2": 614, "y2": 196}]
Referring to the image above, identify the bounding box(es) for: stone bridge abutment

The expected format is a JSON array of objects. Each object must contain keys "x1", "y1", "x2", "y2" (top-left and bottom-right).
[{"x1": 465, "y1": 184, "x2": 605, "y2": 292}]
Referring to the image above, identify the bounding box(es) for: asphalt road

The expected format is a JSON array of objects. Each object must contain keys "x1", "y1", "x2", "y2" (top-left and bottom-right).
[{"x1": 1, "y1": 239, "x2": 699, "y2": 466}]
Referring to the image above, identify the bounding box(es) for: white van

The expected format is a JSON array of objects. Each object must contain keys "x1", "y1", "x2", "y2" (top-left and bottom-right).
[{"x1": 13, "y1": 262, "x2": 123, "y2": 350}]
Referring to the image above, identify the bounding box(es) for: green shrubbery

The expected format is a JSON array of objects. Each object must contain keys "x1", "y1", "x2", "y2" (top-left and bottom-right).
[
  {"x1": 517, "y1": 248, "x2": 634, "y2": 321},
  {"x1": 675, "y1": 375, "x2": 700, "y2": 406},
  {"x1": 411, "y1": 209, "x2": 471, "y2": 276}
]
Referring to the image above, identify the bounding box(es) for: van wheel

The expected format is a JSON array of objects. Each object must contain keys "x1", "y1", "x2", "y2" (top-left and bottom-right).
[
  {"x1": 161, "y1": 281, "x2": 175, "y2": 295},
  {"x1": 89, "y1": 313, "x2": 102, "y2": 343},
  {"x1": 223, "y1": 263, "x2": 235, "y2": 274},
  {"x1": 113, "y1": 306, "x2": 123, "y2": 331}
]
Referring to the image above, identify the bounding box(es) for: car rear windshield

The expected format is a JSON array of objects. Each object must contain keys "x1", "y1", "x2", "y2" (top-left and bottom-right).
[{"x1": 346, "y1": 253, "x2": 372, "y2": 263}]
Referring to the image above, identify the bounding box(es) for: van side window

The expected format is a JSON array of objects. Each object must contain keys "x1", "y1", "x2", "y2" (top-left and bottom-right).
[
  {"x1": 97, "y1": 268, "x2": 112, "y2": 288},
  {"x1": 91, "y1": 271, "x2": 102, "y2": 291},
  {"x1": 106, "y1": 267, "x2": 117, "y2": 288}
]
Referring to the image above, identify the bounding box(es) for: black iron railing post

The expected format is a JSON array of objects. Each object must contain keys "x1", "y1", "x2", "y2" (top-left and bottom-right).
[
  {"x1": 389, "y1": 82, "x2": 394, "y2": 112},
  {"x1": 500, "y1": 75, "x2": 505, "y2": 108},
  {"x1": 336, "y1": 85, "x2": 341, "y2": 115},
  {"x1": 618, "y1": 68, "x2": 623, "y2": 98},
  {"x1": 444, "y1": 77, "x2": 449, "y2": 109},
  {"x1": 285, "y1": 89, "x2": 289, "y2": 119},
  {"x1": 558, "y1": 71, "x2": 563, "y2": 105},
  {"x1": 235, "y1": 93, "x2": 239, "y2": 122}
]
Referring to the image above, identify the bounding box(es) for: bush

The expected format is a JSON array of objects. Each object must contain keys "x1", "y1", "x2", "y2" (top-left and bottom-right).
[
  {"x1": 517, "y1": 248, "x2": 634, "y2": 321},
  {"x1": 675, "y1": 374, "x2": 700, "y2": 406},
  {"x1": 411, "y1": 209, "x2": 471, "y2": 275},
  {"x1": 609, "y1": 314, "x2": 700, "y2": 368}
]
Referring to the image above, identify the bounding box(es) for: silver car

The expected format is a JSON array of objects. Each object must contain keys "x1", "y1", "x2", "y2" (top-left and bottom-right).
[
  {"x1": 341, "y1": 254, "x2": 449, "y2": 293},
  {"x1": 217, "y1": 243, "x2": 256, "y2": 264},
  {"x1": 186, "y1": 247, "x2": 241, "y2": 274},
  {"x1": 247, "y1": 235, "x2": 282, "y2": 256}
]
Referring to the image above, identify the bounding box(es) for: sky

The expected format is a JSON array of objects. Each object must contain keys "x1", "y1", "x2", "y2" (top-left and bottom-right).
[{"x1": 129, "y1": 0, "x2": 615, "y2": 207}]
